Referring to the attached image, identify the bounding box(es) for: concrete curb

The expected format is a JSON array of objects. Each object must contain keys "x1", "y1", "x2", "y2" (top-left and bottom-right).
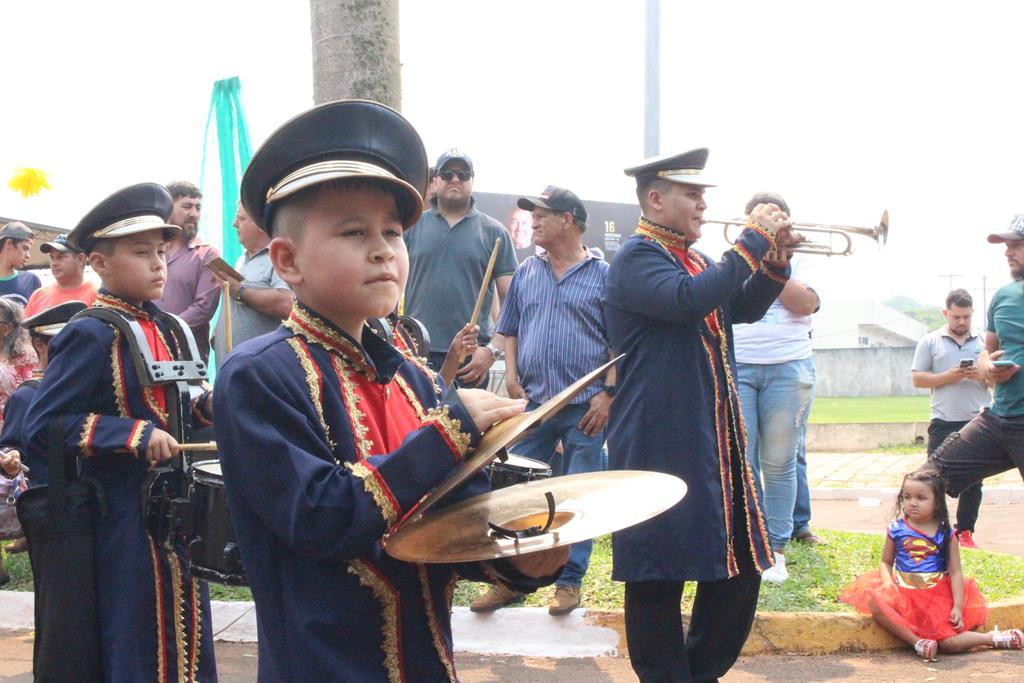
[
  {"x1": 2, "y1": 589, "x2": 1021, "y2": 657},
  {"x1": 811, "y1": 486, "x2": 1024, "y2": 505}
]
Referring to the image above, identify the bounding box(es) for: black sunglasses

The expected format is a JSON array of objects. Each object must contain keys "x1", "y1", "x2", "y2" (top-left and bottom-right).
[{"x1": 438, "y1": 170, "x2": 472, "y2": 182}]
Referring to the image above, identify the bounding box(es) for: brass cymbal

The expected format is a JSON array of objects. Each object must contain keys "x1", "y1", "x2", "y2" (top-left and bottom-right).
[
  {"x1": 399, "y1": 356, "x2": 620, "y2": 524},
  {"x1": 384, "y1": 470, "x2": 686, "y2": 563}
]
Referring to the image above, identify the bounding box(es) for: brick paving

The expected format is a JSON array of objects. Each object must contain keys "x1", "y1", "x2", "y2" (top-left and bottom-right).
[{"x1": 808, "y1": 450, "x2": 1022, "y2": 489}]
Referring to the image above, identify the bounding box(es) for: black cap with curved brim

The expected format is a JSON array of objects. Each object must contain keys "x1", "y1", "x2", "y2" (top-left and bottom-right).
[
  {"x1": 241, "y1": 99, "x2": 429, "y2": 235},
  {"x1": 988, "y1": 214, "x2": 1024, "y2": 243},
  {"x1": 517, "y1": 186, "x2": 588, "y2": 223},
  {"x1": 623, "y1": 148, "x2": 715, "y2": 187},
  {"x1": 40, "y1": 234, "x2": 81, "y2": 255},
  {"x1": 68, "y1": 183, "x2": 180, "y2": 253},
  {"x1": 23, "y1": 300, "x2": 89, "y2": 336}
]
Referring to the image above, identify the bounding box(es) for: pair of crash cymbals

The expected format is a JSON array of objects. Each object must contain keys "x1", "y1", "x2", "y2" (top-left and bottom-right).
[{"x1": 384, "y1": 358, "x2": 687, "y2": 563}]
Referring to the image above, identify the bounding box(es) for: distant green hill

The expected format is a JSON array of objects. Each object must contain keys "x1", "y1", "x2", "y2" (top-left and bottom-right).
[{"x1": 885, "y1": 296, "x2": 944, "y2": 331}]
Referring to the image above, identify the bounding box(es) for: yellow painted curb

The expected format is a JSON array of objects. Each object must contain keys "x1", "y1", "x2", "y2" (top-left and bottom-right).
[{"x1": 585, "y1": 597, "x2": 1024, "y2": 655}]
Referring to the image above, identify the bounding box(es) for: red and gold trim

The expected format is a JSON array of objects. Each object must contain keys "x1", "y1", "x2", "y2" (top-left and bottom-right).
[
  {"x1": 167, "y1": 551, "x2": 189, "y2": 683},
  {"x1": 332, "y1": 356, "x2": 374, "y2": 460},
  {"x1": 394, "y1": 374, "x2": 427, "y2": 421},
  {"x1": 285, "y1": 304, "x2": 375, "y2": 378},
  {"x1": 147, "y1": 537, "x2": 169, "y2": 683},
  {"x1": 347, "y1": 461, "x2": 401, "y2": 526},
  {"x1": 187, "y1": 571, "x2": 201, "y2": 682},
  {"x1": 127, "y1": 419, "x2": 149, "y2": 455},
  {"x1": 95, "y1": 292, "x2": 150, "y2": 319},
  {"x1": 732, "y1": 243, "x2": 757, "y2": 273},
  {"x1": 110, "y1": 330, "x2": 130, "y2": 417},
  {"x1": 744, "y1": 221, "x2": 777, "y2": 249},
  {"x1": 347, "y1": 559, "x2": 406, "y2": 683},
  {"x1": 418, "y1": 566, "x2": 457, "y2": 682},
  {"x1": 423, "y1": 406, "x2": 471, "y2": 461},
  {"x1": 759, "y1": 265, "x2": 789, "y2": 285},
  {"x1": 288, "y1": 337, "x2": 334, "y2": 448},
  {"x1": 401, "y1": 354, "x2": 442, "y2": 398},
  {"x1": 79, "y1": 414, "x2": 100, "y2": 457},
  {"x1": 635, "y1": 216, "x2": 691, "y2": 252},
  {"x1": 700, "y1": 335, "x2": 737, "y2": 575}
]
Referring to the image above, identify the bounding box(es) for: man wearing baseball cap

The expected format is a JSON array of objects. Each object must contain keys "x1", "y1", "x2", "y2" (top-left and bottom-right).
[
  {"x1": 929, "y1": 215, "x2": 1024, "y2": 512},
  {"x1": 404, "y1": 149, "x2": 518, "y2": 386},
  {"x1": 471, "y1": 185, "x2": 614, "y2": 615},
  {"x1": 23, "y1": 234, "x2": 97, "y2": 317},
  {"x1": 0, "y1": 222, "x2": 41, "y2": 303}
]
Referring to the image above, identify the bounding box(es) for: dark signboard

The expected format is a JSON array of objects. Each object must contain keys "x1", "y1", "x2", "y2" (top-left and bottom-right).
[{"x1": 472, "y1": 191, "x2": 640, "y2": 262}]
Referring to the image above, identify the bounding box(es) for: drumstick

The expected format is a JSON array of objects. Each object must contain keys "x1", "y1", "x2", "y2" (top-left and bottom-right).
[
  {"x1": 221, "y1": 280, "x2": 234, "y2": 353},
  {"x1": 178, "y1": 442, "x2": 218, "y2": 452},
  {"x1": 469, "y1": 237, "x2": 502, "y2": 329}
]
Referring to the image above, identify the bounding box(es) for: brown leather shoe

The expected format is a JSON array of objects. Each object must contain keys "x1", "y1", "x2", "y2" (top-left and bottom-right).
[
  {"x1": 5, "y1": 537, "x2": 27, "y2": 554},
  {"x1": 548, "y1": 585, "x2": 581, "y2": 616},
  {"x1": 470, "y1": 584, "x2": 523, "y2": 613},
  {"x1": 793, "y1": 529, "x2": 826, "y2": 546}
]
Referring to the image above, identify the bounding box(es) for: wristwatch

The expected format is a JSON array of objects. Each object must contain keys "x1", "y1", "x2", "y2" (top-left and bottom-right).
[
  {"x1": 602, "y1": 384, "x2": 617, "y2": 397},
  {"x1": 485, "y1": 342, "x2": 504, "y2": 361},
  {"x1": 235, "y1": 284, "x2": 247, "y2": 304}
]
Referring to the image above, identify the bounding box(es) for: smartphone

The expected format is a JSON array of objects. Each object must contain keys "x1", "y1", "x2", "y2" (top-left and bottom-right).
[
  {"x1": 960, "y1": 359, "x2": 974, "y2": 368},
  {"x1": 991, "y1": 359, "x2": 1017, "y2": 368}
]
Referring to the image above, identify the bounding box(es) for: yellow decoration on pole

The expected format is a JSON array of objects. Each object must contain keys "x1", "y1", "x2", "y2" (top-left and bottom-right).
[{"x1": 7, "y1": 168, "x2": 51, "y2": 198}]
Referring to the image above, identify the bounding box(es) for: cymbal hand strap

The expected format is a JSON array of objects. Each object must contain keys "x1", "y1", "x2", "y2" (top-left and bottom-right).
[{"x1": 487, "y1": 491, "x2": 555, "y2": 541}]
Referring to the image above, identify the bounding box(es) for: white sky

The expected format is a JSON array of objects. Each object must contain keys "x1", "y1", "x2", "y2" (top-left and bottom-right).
[{"x1": 2, "y1": 0, "x2": 1022, "y2": 313}]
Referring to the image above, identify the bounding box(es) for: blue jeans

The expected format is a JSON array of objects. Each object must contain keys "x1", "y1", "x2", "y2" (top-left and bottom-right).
[
  {"x1": 791, "y1": 421, "x2": 813, "y2": 538},
  {"x1": 737, "y1": 357, "x2": 816, "y2": 552},
  {"x1": 509, "y1": 401, "x2": 606, "y2": 587}
]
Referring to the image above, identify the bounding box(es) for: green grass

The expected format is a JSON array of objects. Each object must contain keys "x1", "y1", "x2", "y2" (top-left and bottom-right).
[
  {"x1": 809, "y1": 396, "x2": 931, "y2": 424},
  {"x1": 454, "y1": 530, "x2": 1024, "y2": 613},
  {"x1": 9, "y1": 529, "x2": 1024, "y2": 614}
]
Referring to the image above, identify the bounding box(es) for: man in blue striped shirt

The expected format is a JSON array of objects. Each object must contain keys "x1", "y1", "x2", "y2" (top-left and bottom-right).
[{"x1": 471, "y1": 185, "x2": 615, "y2": 616}]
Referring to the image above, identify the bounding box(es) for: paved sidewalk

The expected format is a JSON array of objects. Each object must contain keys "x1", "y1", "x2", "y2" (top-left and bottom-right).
[{"x1": 807, "y1": 450, "x2": 1024, "y2": 503}]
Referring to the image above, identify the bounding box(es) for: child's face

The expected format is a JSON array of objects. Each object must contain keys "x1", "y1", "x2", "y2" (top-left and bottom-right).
[
  {"x1": 900, "y1": 479, "x2": 936, "y2": 525},
  {"x1": 272, "y1": 185, "x2": 408, "y2": 337},
  {"x1": 90, "y1": 230, "x2": 168, "y2": 304}
]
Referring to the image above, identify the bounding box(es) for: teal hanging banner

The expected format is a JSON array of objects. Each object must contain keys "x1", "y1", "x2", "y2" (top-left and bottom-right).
[{"x1": 200, "y1": 76, "x2": 252, "y2": 268}]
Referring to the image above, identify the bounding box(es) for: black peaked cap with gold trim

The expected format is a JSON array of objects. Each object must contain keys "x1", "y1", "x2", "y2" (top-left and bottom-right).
[
  {"x1": 68, "y1": 183, "x2": 180, "y2": 253},
  {"x1": 23, "y1": 300, "x2": 89, "y2": 337},
  {"x1": 623, "y1": 148, "x2": 715, "y2": 187},
  {"x1": 241, "y1": 99, "x2": 429, "y2": 235}
]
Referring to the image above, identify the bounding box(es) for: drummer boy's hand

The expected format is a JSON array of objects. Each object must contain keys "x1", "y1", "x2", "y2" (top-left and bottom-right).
[
  {"x1": 0, "y1": 449, "x2": 22, "y2": 477},
  {"x1": 505, "y1": 546, "x2": 570, "y2": 578},
  {"x1": 457, "y1": 388, "x2": 527, "y2": 433},
  {"x1": 440, "y1": 324, "x2": 479, "y2": 386},
  {"x1": 145, "y1": 429, "x2": 179, "y2": 467}
]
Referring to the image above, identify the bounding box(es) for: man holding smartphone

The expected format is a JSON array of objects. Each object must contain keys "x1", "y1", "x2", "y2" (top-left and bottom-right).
[
  {"x1": 930, "y1": 217, "x2": 1024, "y2": 508},
  {"x1": 912, "y1": 289, "x2": 990, "y2": 547}
]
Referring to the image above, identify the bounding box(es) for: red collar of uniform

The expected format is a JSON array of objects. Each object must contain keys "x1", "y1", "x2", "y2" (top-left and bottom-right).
[
  {"x1": 635, "y1": 216, "x2": 693, "y2": 253},
  {"x1": 94, "y1": 290, "x2": 152, "y2": 320},
  {"x1": 283, "y1": 303, "x2": 377, "y2": 377}
]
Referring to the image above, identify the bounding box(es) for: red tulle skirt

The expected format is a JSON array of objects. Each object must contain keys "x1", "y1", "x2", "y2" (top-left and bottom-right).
[{"x1": 840, "y1": 571, "x2": 988, "y2": 641}]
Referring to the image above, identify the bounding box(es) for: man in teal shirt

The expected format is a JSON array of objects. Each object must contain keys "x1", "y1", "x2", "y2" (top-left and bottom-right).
[{"x1": 930, "y1": 215, "x2": 1024, "y2": 494}]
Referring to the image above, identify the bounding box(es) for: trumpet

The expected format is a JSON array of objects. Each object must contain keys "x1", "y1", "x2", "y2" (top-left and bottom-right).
[{"x1": 706, "y1": 210, "x2": 889, "y2": 257}]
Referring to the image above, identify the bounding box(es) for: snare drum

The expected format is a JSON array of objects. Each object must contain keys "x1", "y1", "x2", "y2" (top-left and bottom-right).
[
  {"x1": 487, "y1": 454, "x2": 552, "y2": 491},
  {"x1": 189, "y1": 460, "x2": 247, "y2": 585}
]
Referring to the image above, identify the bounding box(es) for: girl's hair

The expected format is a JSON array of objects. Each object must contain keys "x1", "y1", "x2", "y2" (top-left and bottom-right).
[
  {"x1": 895, "y1": 466, "x2": 953, "y2": 562},
  {"x1": 0, "y1": 297, "x2": 31, "y2": 361}
]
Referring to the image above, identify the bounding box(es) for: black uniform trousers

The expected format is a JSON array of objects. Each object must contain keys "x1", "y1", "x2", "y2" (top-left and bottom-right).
[
  {"x1": 927, "y1": 418, "x2": 982, "y2": 532},
  {"x1": 624, "y1": 452, "x2": 762, "y2": 683}
]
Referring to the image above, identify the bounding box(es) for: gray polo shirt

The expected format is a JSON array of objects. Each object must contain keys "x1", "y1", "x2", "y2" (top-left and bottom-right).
[
  {"x1": 911, "y1": 328, "x2": 991, "y2": 421},
  {"x1": 404, "y1": 200, "x2": 518, "y2": 352},
  {"x1": 213, "y1": 247, "x2": 290, "y2": 369}
]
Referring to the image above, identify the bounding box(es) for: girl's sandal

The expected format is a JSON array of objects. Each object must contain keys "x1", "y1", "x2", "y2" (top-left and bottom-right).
[
  {"x1": 914, "y1": 638, "x2": 938, "y2": 661},
  {"x1": 992, "y1": 627, "x2": 1024, "y2": 650}
]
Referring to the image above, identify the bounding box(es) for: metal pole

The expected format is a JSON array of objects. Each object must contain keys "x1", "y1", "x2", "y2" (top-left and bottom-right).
[
  {"x1": 310, "y1": 0, "x2": 401, "y2": 109},
  {"x1": 644, "y1": 0, "x2": 660, "y2": 158}
]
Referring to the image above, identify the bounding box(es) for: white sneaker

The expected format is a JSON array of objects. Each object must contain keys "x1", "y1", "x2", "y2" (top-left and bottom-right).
[{"x1": 762, "y1": 552, "x2": 788, "y2": 583}]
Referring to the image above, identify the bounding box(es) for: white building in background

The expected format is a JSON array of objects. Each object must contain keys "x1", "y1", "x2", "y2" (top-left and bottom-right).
[{"x1": 811, "y1": 300, "x2": 927, "y2": 350}]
